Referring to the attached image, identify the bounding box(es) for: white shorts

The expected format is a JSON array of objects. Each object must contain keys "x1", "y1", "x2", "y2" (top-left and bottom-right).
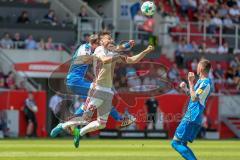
[{"x1": 85, "y1": 85, "x2": 114, "y2": 122}]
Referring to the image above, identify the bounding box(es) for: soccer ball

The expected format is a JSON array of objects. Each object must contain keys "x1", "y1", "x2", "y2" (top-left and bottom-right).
[{"x1": 141, "y1": 1, "x2": 156, "y2": 16}]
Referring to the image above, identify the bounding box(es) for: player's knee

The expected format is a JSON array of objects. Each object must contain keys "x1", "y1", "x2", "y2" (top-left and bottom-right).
[{"x1": 98, "y1": 121, "x2": 107, "y2": 130}]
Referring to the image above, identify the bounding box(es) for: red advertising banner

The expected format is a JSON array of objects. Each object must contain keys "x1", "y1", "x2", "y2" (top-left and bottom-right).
[{"x1": 14, "y1": 61, "x2": 67, "y2": 73}]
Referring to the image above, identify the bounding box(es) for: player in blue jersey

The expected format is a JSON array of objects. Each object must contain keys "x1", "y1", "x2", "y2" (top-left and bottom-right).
[
  {"x1": 50, "y1": 34, "x2": 136, "y2": 137},
  {"x1": 171, "y1": 59, "x2": 212, "y2": 160}
]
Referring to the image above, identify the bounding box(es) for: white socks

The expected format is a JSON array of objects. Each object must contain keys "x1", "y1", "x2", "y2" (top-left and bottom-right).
[{"x1": 80, "y1": 120, "x2": 105, "y2": 136}]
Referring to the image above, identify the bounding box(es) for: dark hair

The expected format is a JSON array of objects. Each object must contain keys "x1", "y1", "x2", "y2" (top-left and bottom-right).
[
  {"x1": 89, "y1": 34, "x2": 99, "y2": 44},
  {"x1": 199, "y1": 59, "x2": 211, "y2": 74}
]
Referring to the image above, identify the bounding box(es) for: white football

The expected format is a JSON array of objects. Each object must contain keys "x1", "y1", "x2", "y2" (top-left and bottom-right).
[{"x1": 141, "y1": 1, "x2": 156, "y2": 16}]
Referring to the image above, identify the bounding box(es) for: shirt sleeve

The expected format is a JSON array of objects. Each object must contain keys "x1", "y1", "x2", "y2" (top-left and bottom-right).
[
  {"x1": 195, "y1": 81, "x2": 210, "y2": 99},
  {"x1": 77, "y1": 44, "x2": 91, "y2": 56},
  {"x1": 26, "y1": 99, "x2": 35, "y2": 109}
]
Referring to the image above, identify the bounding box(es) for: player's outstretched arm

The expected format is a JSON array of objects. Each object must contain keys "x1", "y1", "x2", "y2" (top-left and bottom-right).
[
  {"x1": 97, "y1": 54, "x2": 124, "y2": 64},
  {"x1": 188, "y1": 72, "x2": 199, "y2": 102},
  {"x1": 179, "y1": 82, "x2": 190, "y2": 96},
  {"x1": 114, "y1": 40, "x2": 135, "y2": 52},
  {"x1": 124, "y1": 45, "x2": 154, "y2": 64}
]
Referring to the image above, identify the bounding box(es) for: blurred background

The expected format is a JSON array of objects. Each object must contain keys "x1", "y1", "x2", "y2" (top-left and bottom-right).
[{"x1": 0, "y1": 0, "x2": 240, "y2": 140}]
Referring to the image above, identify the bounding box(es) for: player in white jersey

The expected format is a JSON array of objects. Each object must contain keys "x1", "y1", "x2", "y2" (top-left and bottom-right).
[{"x1": 73, "y1": 31, "x2": 154, "y2": 148}]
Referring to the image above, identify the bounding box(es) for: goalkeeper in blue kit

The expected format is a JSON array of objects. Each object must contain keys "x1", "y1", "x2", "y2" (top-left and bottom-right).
[{"x1": 171, "y1": 59, "x2": 213, "y2": 160}]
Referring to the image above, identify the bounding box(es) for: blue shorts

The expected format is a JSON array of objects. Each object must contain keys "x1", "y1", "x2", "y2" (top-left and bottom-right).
[
  {"x1": 66, "y1": 80, "x2": 91, "y2": 98},
  {"x1": 174, "y1": 120, "x2": 201, "y2": 143}
]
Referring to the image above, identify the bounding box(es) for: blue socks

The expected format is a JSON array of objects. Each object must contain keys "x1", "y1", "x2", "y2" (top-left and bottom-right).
[
  {"x1": 74, "y1": 107, "x2": 84, "y2": 116},
  {"x1": 171, "y1": 140, "x2": 197, "y2": 160},
  {"x1": 74, "y1": 105, "x2": 123, "y2": 121},
  {"x1": 110, "y1": 107, "x2": 123, "y2": 121}
]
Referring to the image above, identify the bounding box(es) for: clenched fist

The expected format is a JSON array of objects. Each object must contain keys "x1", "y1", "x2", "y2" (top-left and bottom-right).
[
  {"x1": 179, "y1": 81, "x2": 187, "y2": 89},
  {"x1": 145, "y1": 45, "x2": 155, "y2": 53},
  {"x1": 188, "y1": 72, "x2": 195, "y2": 84}
]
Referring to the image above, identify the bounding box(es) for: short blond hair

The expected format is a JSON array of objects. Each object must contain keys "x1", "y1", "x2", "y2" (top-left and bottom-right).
[{"x1": 199, "y1": 59, "x2": 211, "y2": 74}]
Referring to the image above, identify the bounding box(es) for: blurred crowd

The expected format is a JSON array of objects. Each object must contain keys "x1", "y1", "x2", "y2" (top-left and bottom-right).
[{"x1": 0, "y1": 32, "x2": 63, "y2": 50}]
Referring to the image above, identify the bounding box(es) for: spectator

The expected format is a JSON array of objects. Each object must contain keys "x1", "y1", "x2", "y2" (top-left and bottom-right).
[
  {"x1": 133, "y1": 10, "x2": 147, "y2": 28},
  {"x1": 13, "y1": 33, "x2": 24, "y2": 49},
  {"x1": 198, "y1": 43, "x2": 207, "y2": 53},
  {"x1": 234, "y1": 66, "x2": 240, "y2": 89},
  {"x1": 218, "y1": 42, "x2": 229, "y2": 54},
  {"x1": 145, "y1": 94, "x2": 159, "y2": 130},
  {"x1": 6, "y1": 71, "x2": 16, "y2": 89},
  {"x1": 18, "y1": 80, "x2": 27, "y2": 91},
  {"x1": 191, "y1": 41, "x2": 199, "y2": 52},
  {"x1": 23, "y1": 92, "x2": 38, "y2": 137},
  {"x1": 175, "y1": 39, "x2": 185, "y2": 66},
  {"x1": 165, "y1": 12, "x2": 180, "y2": 30},
  {"x1": 49, "y1": 92, "x2": 63, "y2": 129},
  {"x1": 223, "y1": 14, "x2": 234, "y2": 29},
  {"x1": 176, "y1": 0, "x2": 190, "y2": 15},
  {"x1": 208, "y1": 14, "x2": 222, "y2": 34},
  {"x1": 191, "y1": 58, "x2": 198, "y2": 72},
  {"x1": 62, "y1": 13, "x2": 73, "y2": 26},
  {"x1": 0, "y1": 33, "x2": 13, "y2": 49},
  {"x1": 96, "y1": 4, "x2": 105, "y2": 18},
  {"x1": 168, "y1": 63, "x2": 180, "y2": 82},
  {"x1": 226, "y1": 67, "x2": 235, "y2": 83},
  {"x1": 17, "y1": 11, "x2": 30, "y2": 24},
  {"x1": 230, "y1": 58, "x2": 239, "y2": 68},
  {"x1": 25, "y1": 35, "x2": 37, "y2": 50},
  {"x1": 218, "y1": 3, "x2": 229, "y2": 18},
  {"x1": 188, "y1": 0, "x2": 197, "y2": 11},
  {"x1": 183, "y1": 41, "x2": 198, "y2": 53},
  {"x1": 45, "y1": 36, "x2": 55, "y2": 50},
  {"x1": 229, "y1": 4, "x2": 240, "y2": 23},
  {"x1": 214, "y1": 64, "x2": 225, "y2": 82},
  {"x1": 44, "y1": 10, "x2": 57, "y2": 25},
  {"x1": 78, "y1": 5, "x2": 89, "y2": 22},
  {"x1": 38, "y1": 38, "x2": 46, "y2": 50}
]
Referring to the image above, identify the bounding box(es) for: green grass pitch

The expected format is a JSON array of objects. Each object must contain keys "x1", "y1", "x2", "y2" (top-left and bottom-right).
[{"x1": 0, "y1": 139, "x2": 240, "y2": 160}]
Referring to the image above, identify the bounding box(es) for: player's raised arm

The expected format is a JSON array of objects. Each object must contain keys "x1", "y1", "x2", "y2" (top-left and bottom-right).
[
  {"x1": 124, "y1": 45, "x2": 154, "y2": 64},
  {"x1": 179, "y1": 81, "x2": 190, "y2": 96},
  {"x1": 188, "y1": 72, "x2": 199, "y2": 102}
]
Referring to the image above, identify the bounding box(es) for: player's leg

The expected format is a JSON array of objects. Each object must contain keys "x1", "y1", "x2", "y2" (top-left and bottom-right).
[
  {"x1": 171, "y1": 120, "x2": 200, "y2": 160},
  {"x1": 110, "y1": 107, "x2": 123, "y2": 121},
  {"x1": 50, "y1": 81, "x2": 92, "y2": 137},
  {"x1": 73, "y1": 111, "x2": 109, "y2": 148},
  {"x1": 73, "y1": 92, "x2": 113, "y2": 148},
  {"x1": 171, "y1": 139, "x2": 197, "y2": 160},
  {"x1": 78, "y1": 93, "x2": 110, "y2": 136},
  {"x1": 80, "y1": 113, "x2": 109, "y2": 136},
  {"x1": 50, "y1": 93, "x2": 103, "y2": 138}
]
